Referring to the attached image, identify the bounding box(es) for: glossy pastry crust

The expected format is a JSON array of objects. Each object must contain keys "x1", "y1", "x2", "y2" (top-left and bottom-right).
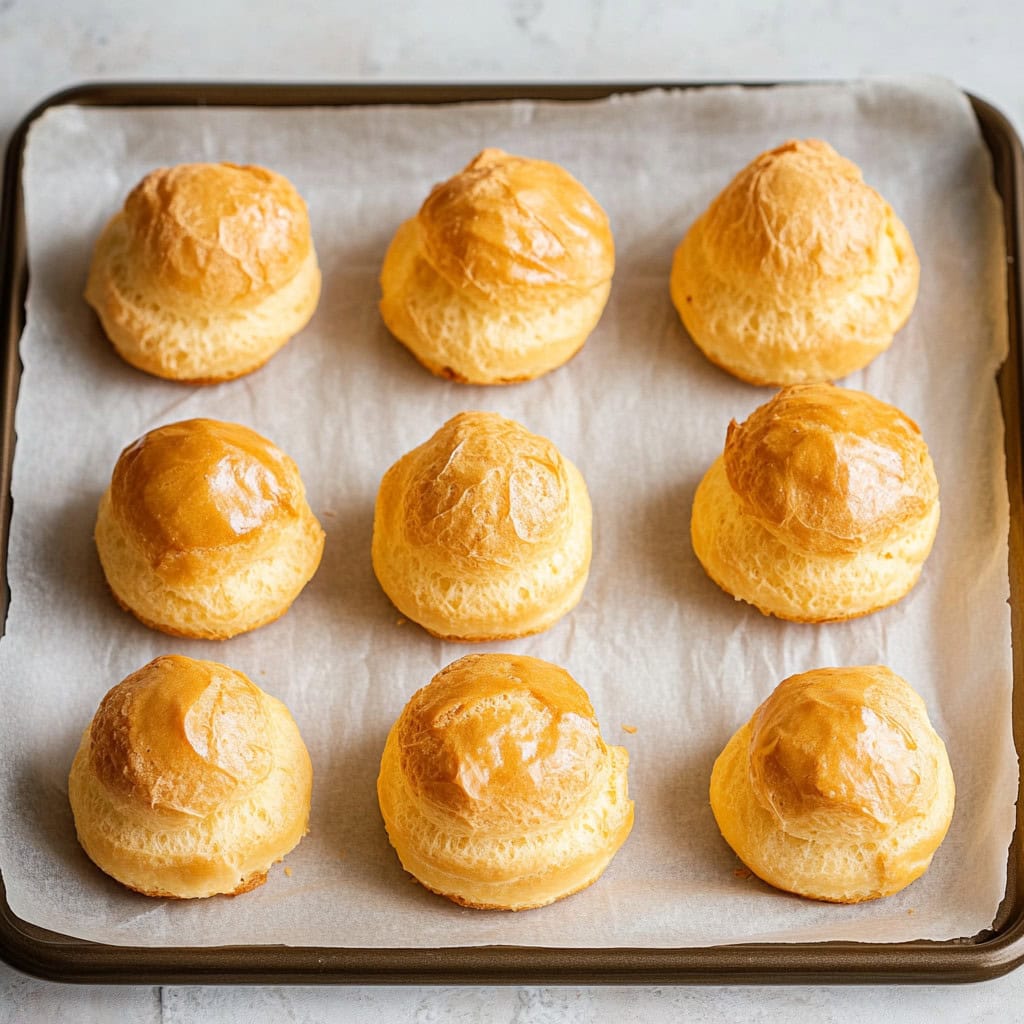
[
  {"x1": 709, "y1": 666, "x2": 954, "y2": 903},
  {"x1": 379, "y1": 148, "x2": 615, "y2": 384},
  {"x1": 371, "y1": 411, "x2": 592, "y2": 640},
  {"x1": 690, "y1": 384, "x2": 939, "y2": 622},
  {"x1": 95, "y1": 418, "x2": 325, "y2": 639},
  {"x1": 670, "y1": 139, "x2": 919, "y2": 385},
  {"x1": 377, "y1": 653, "x2": 634, "y2": 910},
  {"x1": 68, "y1": 655, "x2": 313, "y2": 899},
  {"x1": 85, "y1": 162, "x2": 321, "y2": 382}
]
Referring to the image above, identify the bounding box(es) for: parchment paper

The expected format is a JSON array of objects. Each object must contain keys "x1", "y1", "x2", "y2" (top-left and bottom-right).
[{"x1": 0, "y1": 80, "x2": 1013, "y2": 949}]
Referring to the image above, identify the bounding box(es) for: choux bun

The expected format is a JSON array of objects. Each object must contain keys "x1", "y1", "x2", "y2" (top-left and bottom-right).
[
  {"x1": 691, "y1": 384, "x2": 939, "y2": 622},
  {"x1": 68, "y1": 655, "x2": 313, "y2": 899},
  {"x1": 379, "y1": 148, "x2": 615, "y2": 384},
  {"x1": 85, "y1": 162, "x2": 321, "y2": 382},
  {"x1": 95, "y1": 418, "x2": 325, "y2": 639},
  {"x1": 377, "y1": 653, "x2": 634, "y2": 910},
  {"x1": 709, "y1": 666, "x2": 954, "y2": 903},
  {"x1": 670, "y1": 139, "x2": 919, "y2": 385},
  {"x1": 371, "y1": 411, "x2": 592, "y2": 640}
]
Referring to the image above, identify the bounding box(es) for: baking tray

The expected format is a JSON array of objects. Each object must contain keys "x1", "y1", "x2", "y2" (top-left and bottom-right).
[{"x1": 0, "y1": 82, "x2": 1022, "y2": 986}]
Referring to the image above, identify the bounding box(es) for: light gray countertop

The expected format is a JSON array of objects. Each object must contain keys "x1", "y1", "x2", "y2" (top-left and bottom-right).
[{"x1": 1, "y1": 1, "x2": 1022, "y2": 1020}]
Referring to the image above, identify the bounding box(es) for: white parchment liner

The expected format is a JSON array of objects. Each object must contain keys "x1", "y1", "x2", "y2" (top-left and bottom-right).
[{"x1": 0, "y1": 80, "x2": 1013, "y2": 948}]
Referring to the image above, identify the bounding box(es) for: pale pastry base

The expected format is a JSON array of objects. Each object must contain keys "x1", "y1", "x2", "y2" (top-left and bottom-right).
[
  {"x1": 95, "y1": 488, "x2": 325, "y2": 640},
  {"x1": 378, "y1": 731, "x2": 633, "y2": 911},
  {"x1": 85, "y1": 213, "x2": 321, "y2": 383},
  {"x1": 690, "y1": 457, "x2": 939, "y2": 623},
  {"x1": 669, "y1": 213, "x2": 918, "y2": 386}
]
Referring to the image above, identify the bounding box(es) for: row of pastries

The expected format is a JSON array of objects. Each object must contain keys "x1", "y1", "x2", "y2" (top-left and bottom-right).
[
  {"x1": 84, "y1": 140, "x2": 917, "y2": 390},
  {"x1": 67, "y1": 139, "x2": 953, "y2": 912}
]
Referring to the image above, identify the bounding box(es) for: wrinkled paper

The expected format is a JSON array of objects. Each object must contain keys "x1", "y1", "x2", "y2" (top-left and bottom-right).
[{"x1": 0, "y1": 80, "x2": 1013, "y2": 948}]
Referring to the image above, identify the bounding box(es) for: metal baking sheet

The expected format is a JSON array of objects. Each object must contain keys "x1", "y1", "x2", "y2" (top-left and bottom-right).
[{"x1": 0, "y1": 82, "x2": 1021, "y2": 985}]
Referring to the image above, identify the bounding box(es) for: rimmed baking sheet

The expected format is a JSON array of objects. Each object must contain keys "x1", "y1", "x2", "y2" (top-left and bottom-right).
[{"x1": 0, "y1": 81, "x2": 1022, "y2": 984}]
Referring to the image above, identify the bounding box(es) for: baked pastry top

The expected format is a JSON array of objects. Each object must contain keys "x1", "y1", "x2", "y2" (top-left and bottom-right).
[
  {"x1": 96, "y1": 418, "x2": 324, "y2": 639},
  {"x1": 68, "y1": 654, "x2": 312, "y2": 899},
  {"x1": 371, "y1": 410, "x2": 592, "y2": 640},
  {"x1": 377, "y1": 653, "x2": 633, "y2": 910},
  {"x1": 670, "y1": 139, "x2": 919, "y2": 385},
  {"x1": 85, "y1": 162, "x2": 321, "y2": 382},
  {"x1": 691, "y1": 384, "x2": 940, "y2": 622},
  {"x1": 723, "y1": 384, "x2": 938, "y2": 556},
  {"x1": 709, "y1": 665, "x2": 955, "y2": 903},
  {"x1": 379, "y1": 148, "x2": 615, "y2": 384}
]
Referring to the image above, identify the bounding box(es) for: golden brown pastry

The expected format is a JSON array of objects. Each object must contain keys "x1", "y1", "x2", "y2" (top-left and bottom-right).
[
  {"x1": 709, "y1": 666, "x2": 954, "y2": 903},
  {"x1": 85, "y1": 162, "x2": 321, "y2": 382},
  {"x1": 379, "y1": 148, "x2": 615, "y2": 384},
  {"x1": 377, "y1": 653, "x2": 633, "y2": 910},
  {"x1": 670, "y1": 139, "x2": 919, "y2": 385},
  {"x1": 95, "y1": 418, "x2": 324, "y2": 639},
  {"x1": 68, "y1": 655, "x2": 313, "y2": 899},
  {"x1": 371, "y1": 411, "x2": 592, "y2": 640},
  {"x1": 691, "y1": 384, "x2": 939, "y2": 622}
]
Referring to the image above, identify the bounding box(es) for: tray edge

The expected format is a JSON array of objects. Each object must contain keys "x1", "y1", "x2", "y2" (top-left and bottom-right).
[{"x1": 0, "y1": 78, "x2": 1022, "y2": 986}]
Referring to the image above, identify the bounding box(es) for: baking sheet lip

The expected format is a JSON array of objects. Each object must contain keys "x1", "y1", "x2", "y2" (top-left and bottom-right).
[
  {"x1": 7, "y1": 78, "x2": 776, "y2": 110},
  {"x1": 0, "y1": 78, "x2": 1022, "y2": 986},
  {"x1": 6, "y1": 925, "x2": 1024, "y2": 987}
]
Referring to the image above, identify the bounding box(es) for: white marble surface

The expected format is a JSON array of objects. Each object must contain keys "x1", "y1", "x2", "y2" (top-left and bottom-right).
[{"x1": 1, "y1": 1, "x2": 1023, "y2": 1020}]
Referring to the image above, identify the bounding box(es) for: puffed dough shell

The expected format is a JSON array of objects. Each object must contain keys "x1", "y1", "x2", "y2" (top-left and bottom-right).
[
  {"x1": 371, "y1": 460, "x2": 591, "y2": 641},
  {"x1": 378, "y1": 731, "x2": 632, "y2": 911},
  {"x1": 376, "y1": 654, "x2": 634, "y2": 911},
  {"x1": 691, "y1": 456, "x2": 939, "y2": 623},
  {"x1": 68, "y1": 657, "x2": 312, "y2": 899},
  {"x1": 86, "y1": 217, "x2": 321, "y2": 383},
  {"x1": 670, "y1": 139, "x2": 919, "y2": 386},
  {"x1": 84, "y1": 162, "x2": 321, "y2": 383},
  {"x1": 379, "y1": 148, "x2": 615, "y2": 385},
  {"x1": 380, "y1": 219, "x2": 611, "y2": 384},
  {"x1": 709, "y1": 667, "x2": 954, "y2": 903},
  {"x1": 95, "y1": 488, "x2": 325, "y2": 640},
  {"x1": 371, "y1": 412, "x2": 592, "y2": 641}
]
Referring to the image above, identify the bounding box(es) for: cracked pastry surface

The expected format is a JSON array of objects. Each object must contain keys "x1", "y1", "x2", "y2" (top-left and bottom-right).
[
  {"x1": 670, "y1": 139, "x2": 919, "y2": 385},
  {"x1": 95, "y1": 418, "x2": 324, "y2": 639},
  {"x1": 379, "y1": 148, "x2": 615, "y2": 384},
  {"x1": 68, "y1": 655, "x2": 313, "y2": 899},
  {"x1": 377, "y1": 653, "x2": 634, "y2": 910},
  {"x1": 85, "y1": 162, "x2": 321, "y2": 382},
  {"x1": 371, "y1": 410, "x2": 592, "y2": 640},
  {"x1": 690, "y1": 384, "x2": 939, "y2": 622},
  {"x1": 709, "y1": 665, "x2": 954, "y2": 903}
]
